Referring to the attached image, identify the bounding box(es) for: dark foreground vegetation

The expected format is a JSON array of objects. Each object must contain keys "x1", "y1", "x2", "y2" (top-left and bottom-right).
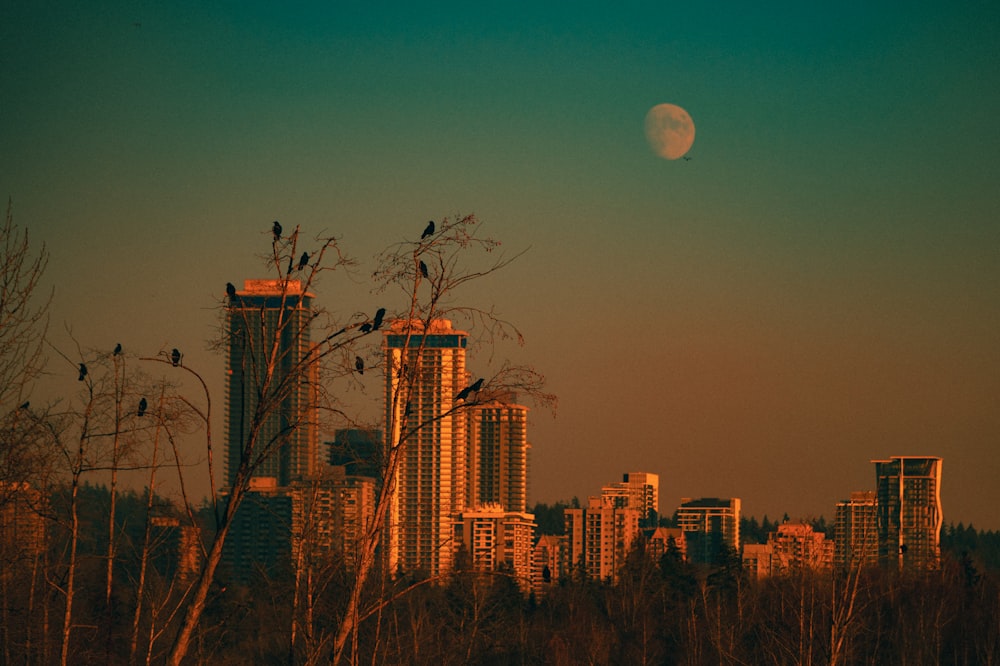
[{"x1": 2, "y1": 484, "x2": 999, "y2": 665}]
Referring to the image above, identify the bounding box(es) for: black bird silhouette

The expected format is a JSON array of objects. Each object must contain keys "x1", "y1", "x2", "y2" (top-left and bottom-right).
[
  {"x1": 360, "y1": 323, "x2": 373, "y2": 333},
  {"x1": 170, "y1": 348, "x2": 181, "y2": 367},
  {"x1": 297, "y1": 252, "x2": 309, "y2": 271},
  {"x1": 138, "y1": 397, "x2": 148, "y2": 417},
  {"x1": 421, "y1": 220, "x2": 435, "y2": 239},
  {"x1": 78, "y1": 363, "x2": 88, "y2": 381},
  {"x1": 682, "y1": 155, "x2": 692, "y2": 162},
  {"x1": 355, "y1": 356, "x2": 365, "y2": 375},
  {"x1": 272, "y1": 220, "x2": 282, "y2": 241},
  {"x1": 226, "y1": 282, "x2": 237, "y2": 298},
  {"x1": 419, "y1": 261, "x2": 428, "y2": 278},
  {"x1": 19, "y1": 401, "x2": 29, "y2": 410},
  {"x1": 113, "y1": 343, "x2": 122, "y2": 356},
  {"x1": 455, "y1": 377, "x2": 484, "y2": 401},
  {"x1": 372, "y1": 307, "x2": 386, "y2": 330}
]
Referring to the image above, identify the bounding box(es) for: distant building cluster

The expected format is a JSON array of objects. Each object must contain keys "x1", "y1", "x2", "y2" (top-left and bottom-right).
[
  {"x1": 210, "y1": 281, "x2": 946, "y2": 591},
  {"x1": 2, "y1": 280, "x2": 943, "y2": 596}
]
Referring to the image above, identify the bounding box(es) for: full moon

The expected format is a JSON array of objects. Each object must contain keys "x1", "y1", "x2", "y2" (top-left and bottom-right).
[{"x1": 644, "y1": 103, "x2": 695, "y2": 160}]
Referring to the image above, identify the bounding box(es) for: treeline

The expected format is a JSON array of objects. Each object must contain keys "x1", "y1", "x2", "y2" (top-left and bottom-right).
[
  {"x1": 211, "y1": 549, "x2": 1000, "y2": 664},
  {"x1": 3, "y1": 489, "x2": 1000, "y2": 664}
]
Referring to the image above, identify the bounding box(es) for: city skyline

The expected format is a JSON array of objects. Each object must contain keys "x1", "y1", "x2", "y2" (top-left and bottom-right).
[{"x1": 3, "y1": 2, "x2": 999, "y2": 529}]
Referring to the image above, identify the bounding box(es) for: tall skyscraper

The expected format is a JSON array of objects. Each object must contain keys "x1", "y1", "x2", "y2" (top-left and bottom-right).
[
  {"x1": 834, "y1": 491, "x2": 878, "y2": 570},
  {"x1": 466, "y1": 398, "x2": 529, "y2": 512},
  {"x1": 225, "y1": 279, "x2": 319, "y2": 487},
  {"x1": 872, "y1": 456, "x2": 943, "y2": 570},
  {"x1": 384, "y1": 319, "x2": 469, "y2": 577},
  {"x1": 676, "y1": 497, "x2": 741, "y2": 565}
]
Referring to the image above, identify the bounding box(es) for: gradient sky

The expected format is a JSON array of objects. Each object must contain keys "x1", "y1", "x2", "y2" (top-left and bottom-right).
[{"x1": 3, "y1": 2, "x2": 999, "y2": 527}]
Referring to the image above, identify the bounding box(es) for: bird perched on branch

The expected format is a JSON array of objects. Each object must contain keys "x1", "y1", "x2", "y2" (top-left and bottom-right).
[
  {"x1": 272, "y1": 220, "x2": 282, "y2": 241},
  {"x1": 113, "y1": 343, "x2": 122, "y2": 356},
  {"x1": 138, "y1": 397, "x2": 148, "y2": 417},
  {"x1": 372, "y1": 307, "x2": 386, "y2": 331},
  {"x1": 78, "y1": 363, "x2": 88, "y2": 381},
  {"x1": 297, "y1": 252, "x2": 309, "y2": 271},
  {"x1": 421, "y1": 220, "x2": 435, "y2": 239},
  {"x1": 355, "y1": 356, "x2": 365, "y2": 375},
  {"x1": 360, "y1": 322, "x2": 373, "y2": 333},
  {"x1": 171, "y1": 348, "x2": 181, "y2": 367},
  {"x1": 456, "y1": 377, "x2": 484, "y2": 401},
  {"x1": 419, "y1": 261, "x2": 428, "y2": 278},
  {"x1": 19, "y1": 401, "x2": 29, "y2": 410},
  {"x1": 226, "y1": 282, "x2": 236, "y2": 298}
]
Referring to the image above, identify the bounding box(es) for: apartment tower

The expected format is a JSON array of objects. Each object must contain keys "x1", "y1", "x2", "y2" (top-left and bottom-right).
[
  {"x1": 834, "y1": 491, "x2": 878, "y2": 570},
  {"x1": 872, "y1": 456, "x2": 943, "y2": 570},
  {"x1": 225, "y1": 279, "x2": 319, "y2": 486},
  {"x1": 601, "y1": 472, "x2": 659, "y2": 525},
  {"x1": 384, "y1": 319, "x2": 469, "y2": 577},
  {"x1": 466, "y1": 399, "x2": 529, "y2": 512},
  {"x1": 676, "y1": 497, "x2": 741, "y2": 565}
]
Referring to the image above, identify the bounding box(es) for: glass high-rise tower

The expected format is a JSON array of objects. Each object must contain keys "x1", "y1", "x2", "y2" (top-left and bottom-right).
[
  {"x1": 225, "y1": 279, "x2": 319, "y2": 487},
  {"x1": 872, "y1": 456, "x2": 943, "y2": 569}
]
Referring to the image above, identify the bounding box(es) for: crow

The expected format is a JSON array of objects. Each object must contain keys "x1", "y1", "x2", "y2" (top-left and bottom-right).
[
  {"x1": 78, "y1": 363, "x2": 88, "y2": 381},
  {"x1": 360, "y1": 323, "x2": 373, "y2": 333},
  {"x1": 170, "y1": 348, "x2": 181, "y2": 367},
  {"x1": 419, "y1": 261, "x2": 428, "y2": 278},
  {"x1": 421, "y1": 220, "x2": 435, "y2": 239},
  {"x1": 297, "y1": 252, "x2": 309, "y2": 271},
  {"x1": 372, "y1": 307, "x2": 386, "y2": 330},
  {"x1": 355, "y1": 356, "x2": 365, "y2": 375},
  {"x1": 113, "y1": 343, "x2": 122, "y2": 356},
  {"x1": 226, "y1": 282, "x2": 237, "y2": 298},
  {"x1": 19, "y1": 401, "x2": 29, "y2": 410},
  {"x1": 272, "y1": 220, "x2": 282, "y2": 241},
  {"x1": 138, "y1": 397, "x2": 148, "y2": 417},
  {"x1": 455, "y1": 377, "x2": 483, "y2": 401}
]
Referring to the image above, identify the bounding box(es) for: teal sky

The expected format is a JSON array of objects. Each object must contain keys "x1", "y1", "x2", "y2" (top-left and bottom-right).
[{"x1": 3, "y1": 2, "x2": 999, "y2": 527}]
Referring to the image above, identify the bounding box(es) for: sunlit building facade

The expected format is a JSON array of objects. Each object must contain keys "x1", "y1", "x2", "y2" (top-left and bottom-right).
[
  {"x1": 466, "y1": 399, "x2": 529, "y2": 512},
  {"x1": 601, "y1": 472, "x2": 659, "y2": 525},
  {"x1": 384, "y1": 319, "x2": 469, "y2": 577},
  {"x1": 454, "y1": 505, "x2": 535, "y2": 590},
  {"x1": 225, "y1": 279, "x2": 319, "y2": 486},
  {"x1": 873, "y1": 456, "x2": 943, "y2": 570},
  {"x1": 834, "y1": 491, "x2": 878, "y2": 570},
  {"x1": 768, "y1": 522, "x2": 834, "y2": 574},
  {"x1": 565, "y1": 497, "x2": 642, "y2": 582},
  {"x1": 532, "y1": 534, "x2": 565, "y2": 596}
]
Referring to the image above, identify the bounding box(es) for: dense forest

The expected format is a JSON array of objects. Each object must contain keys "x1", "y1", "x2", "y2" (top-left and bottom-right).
[{"x1": 2, "y1": 487, "x2": 999, "y2": 664}]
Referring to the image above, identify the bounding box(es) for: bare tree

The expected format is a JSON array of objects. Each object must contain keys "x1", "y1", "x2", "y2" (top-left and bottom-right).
[
  {"x1": 160, "y1": 217, "x2": 551, "y2": 665},
  {"x1": 328, "y1": 214, "x2": 553, "y2": 664},
  {"x1": 0, "y1": 199, "x2": 50, "y2": 415},
  {"x1": 165, "y1": 226, "x2": 357, "y2": 665}
]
